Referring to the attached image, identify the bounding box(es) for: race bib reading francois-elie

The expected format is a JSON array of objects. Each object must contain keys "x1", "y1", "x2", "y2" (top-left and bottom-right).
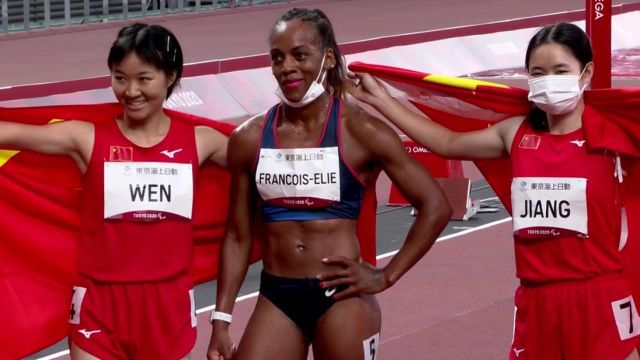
[
  {"x1": 255, "y1": 147, "x2": 340, "y2": 208},
  {"x1": 511, "y1": 177, "x2": 588, "y2": 239},
  {"x1": 104, "y1": 162, "x2": 193, "y2": 221}
]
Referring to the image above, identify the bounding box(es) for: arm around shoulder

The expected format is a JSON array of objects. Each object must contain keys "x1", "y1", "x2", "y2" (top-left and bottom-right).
[{"x1": 347, "y1": 72, "x2": 517, "y2": 159}]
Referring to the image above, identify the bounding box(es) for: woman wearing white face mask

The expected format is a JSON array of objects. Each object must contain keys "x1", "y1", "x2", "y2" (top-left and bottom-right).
[
  {"x1": 348, "y1": 22, "x2": 640, "y2": 360},
  {"x1": 207, "y1": 8, "x2": 452, "y2": 360}
]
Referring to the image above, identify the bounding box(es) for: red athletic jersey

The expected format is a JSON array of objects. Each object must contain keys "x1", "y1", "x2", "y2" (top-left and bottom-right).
[
  {"x1": 510, "y1": 107, "x2": 624, "y2": 284},
  {"x1": 78, "y1": 118, "x2": 199, "y2": 282}
]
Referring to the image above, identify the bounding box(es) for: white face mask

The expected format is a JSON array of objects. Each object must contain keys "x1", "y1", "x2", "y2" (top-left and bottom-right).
[
  {"x1": 527, "y1": 67, "x2": 589, "y2": 115},
  {"x1": 275, "y1": 53, "x2": 327, "y2": 108}
]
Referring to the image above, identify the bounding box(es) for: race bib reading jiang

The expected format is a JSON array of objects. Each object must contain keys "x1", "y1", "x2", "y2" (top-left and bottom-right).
[
  {"x1": 255, "y1": 147, "x2": 340, "y2": 208},
  {"x1": 104, "y1": 162, "x2": 193, "y2": 221},
  {"x1": 511, "y1": 177, "x2": 588, "y2": 239}
]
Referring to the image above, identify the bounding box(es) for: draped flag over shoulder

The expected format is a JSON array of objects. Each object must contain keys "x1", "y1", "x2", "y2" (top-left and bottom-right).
[
  {"x1": 348, "y1": 60, "x2": 640, "y2": 311},
  {"x1": 0, "y1": 103, "x2": 378, "y2": 359}
]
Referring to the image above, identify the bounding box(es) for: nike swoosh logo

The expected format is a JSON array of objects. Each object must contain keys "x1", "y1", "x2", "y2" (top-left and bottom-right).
[{"x1": 324, "y1": 287, "x2": 337, "y2": 297}]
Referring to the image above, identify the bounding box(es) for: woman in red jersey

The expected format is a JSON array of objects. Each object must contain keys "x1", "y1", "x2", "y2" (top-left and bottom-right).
[
  {"x1": 348, "y1": 22, "x2": 640, "y2": 360},
  {"x1": 0, "y1": 23, "x2": 227, "y2": 359},
  {"x1": 207, "y1": 7, "x2": 451, "y2": 360}
]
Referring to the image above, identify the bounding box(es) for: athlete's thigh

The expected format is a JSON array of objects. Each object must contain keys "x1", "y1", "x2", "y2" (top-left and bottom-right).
[
  {"x1": 625, "y1": 349, "x2": 640, "y2": 360},
  {"x1": 69, "y1": 341, "x2": 101, "y2": 360},
  {"x1": 235, "y1": 295, "x2": 309, "y2": 360},
  {"x1": 313, "y1": 294, "x2": 382, "y2": 360}
]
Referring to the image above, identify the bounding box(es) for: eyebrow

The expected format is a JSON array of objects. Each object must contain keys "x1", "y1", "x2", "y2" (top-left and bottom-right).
[
  {"x1": 270, "y1": 45, "x2": 313, "y2": 53},
  {"x1": 111, "y1": 68, "x2": 153, "y2": 76},
  {"x1": 530, "y1": 63, "x2": 571, "y2": 71}
]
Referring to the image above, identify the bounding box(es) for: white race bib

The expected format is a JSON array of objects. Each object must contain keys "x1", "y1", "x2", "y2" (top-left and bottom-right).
[
  {"x1": 363, "y1": 332, "x2": 380, "y2": 360},
  {"x1": 512, "y1": 177, "x2": 588, "y2": 236},
  {"x1": 255, "y1": 147, "x2": 340, "y2": 207},
  {"x1": 69, "y1": 286, "x2": 87, "y2": 325},
  {"x1": 611, "y1": 296, "x2": 640, "y2": 341},
  {"x1": 104, "y1": 162, "x2": 193, "y2": 220}
]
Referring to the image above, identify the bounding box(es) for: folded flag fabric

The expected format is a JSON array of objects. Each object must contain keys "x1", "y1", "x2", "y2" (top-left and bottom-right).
[{"x1": 348, "y1": 61, "x2": 640, "y2": 209}]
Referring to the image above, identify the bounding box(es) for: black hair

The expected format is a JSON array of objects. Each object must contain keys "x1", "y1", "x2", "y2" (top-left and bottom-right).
[
  {"x1": 273, "y1": 8, "x2": 347, "y2": 97},
  {"x1": 524, "y1": 22, "x2": 592, "y2": 131},
  {"x1": 107, "y1": 23, "x2": 183, "y2": 98}
]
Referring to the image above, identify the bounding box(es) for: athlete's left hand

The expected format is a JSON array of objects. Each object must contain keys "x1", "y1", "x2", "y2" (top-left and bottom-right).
[{"x1": 317, "y1": 256, "x2": 391, "y2": 301}]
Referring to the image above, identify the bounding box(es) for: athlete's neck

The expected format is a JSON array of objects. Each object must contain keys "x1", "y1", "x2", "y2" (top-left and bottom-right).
[
  {"x1": 547, "y1": 101, "x2": 584, "y2": 135},
  {"x1": 118, "y1": 112, "x2": 171, "y2": 147},
  {"x1": 282, "y1": 93, "x2": 332, "y2": 128}
]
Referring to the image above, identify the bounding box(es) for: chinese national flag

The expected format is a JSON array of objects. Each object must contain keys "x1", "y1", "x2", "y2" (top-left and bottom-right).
[{"x1": 0, "y1": 103, "x2": 378, "y2": 358}]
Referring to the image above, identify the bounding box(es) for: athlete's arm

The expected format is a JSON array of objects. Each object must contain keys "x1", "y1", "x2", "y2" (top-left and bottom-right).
[
  {"x1": 207, "y1": 118, "x2": 260, "y2": 360},
  {"x1": 319, "y1": 107, "x2": 452, "y2": 300},
  {"x1": 0, "y1": 119, "x2": 94, "y2": 171},
  {"x1": 196, "y1": 126, "x2": 229, "y2": 168},
  {"x1": 346, "y1": 72, "x2": 521, "y2": 159}
]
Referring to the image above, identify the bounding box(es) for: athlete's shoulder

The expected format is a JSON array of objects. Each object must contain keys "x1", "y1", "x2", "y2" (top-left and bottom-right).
[
  {"x1": 52, "y1": 119, "x2": 95, "y2": 139},
  {"x1": 233, "y1": 112, "x2": 267, "y2": 139},
  {"x1": 226, "y1": 111, "x2": 269, "y2": 160},
  {"x1": 341, "y1": 99, "x2": 397, "y2": 142}
]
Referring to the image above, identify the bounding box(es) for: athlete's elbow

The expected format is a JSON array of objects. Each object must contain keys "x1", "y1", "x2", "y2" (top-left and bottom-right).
[
  {"x1": 437, "y1": 203, "x2": 453, "y2": 226},
  {"x1": 421, "y1": 199, "x2": 452, "y2": 229}
]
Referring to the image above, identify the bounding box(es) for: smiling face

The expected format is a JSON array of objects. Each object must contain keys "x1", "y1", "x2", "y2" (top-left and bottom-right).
[
  {"x1": 269, "y1": 19, "x2": 335, "y2": 102},
  {"x1": 110, "y1": 52, "x2": 175, "y2": 123}
]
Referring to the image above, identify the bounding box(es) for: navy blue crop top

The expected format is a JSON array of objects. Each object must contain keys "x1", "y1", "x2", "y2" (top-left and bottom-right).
[{"x1": 254, "y1": 97, "x2": 365, "y2": 222}]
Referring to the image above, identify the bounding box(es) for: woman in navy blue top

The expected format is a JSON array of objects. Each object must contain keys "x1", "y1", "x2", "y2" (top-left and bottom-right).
[{"x1": 208, "y1": 8, "x2": 452, "y2": 360}]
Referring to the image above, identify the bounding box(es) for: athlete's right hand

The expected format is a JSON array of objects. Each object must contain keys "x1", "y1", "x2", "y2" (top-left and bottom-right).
[{"x1": 207, "y1": 322, "x2": 235, "y2": 360}]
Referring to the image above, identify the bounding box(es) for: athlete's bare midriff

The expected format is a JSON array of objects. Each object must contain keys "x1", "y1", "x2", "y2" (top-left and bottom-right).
[{"x1": 261, "y1": 219, "x2": 360, "y2": 278}]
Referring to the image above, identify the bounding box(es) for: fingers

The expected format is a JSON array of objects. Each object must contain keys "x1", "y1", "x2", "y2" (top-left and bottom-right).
[
  {"x1": 208, "y1": 330, "x2": 235, "y2": 360},
  {"x1": 346, "y1": 71, "x2": 360, "y2": 79},
  {"x1": 209, "y1": 347, "x2": 233, "y2": 360},
  {"x1": 317, "y1": 257, "x2": 355, "y2": 282},
  {"x1": 332, "y1": 285, "x2": 359, "y2": 301},
  {"x1": 317, "y1": 267, "x2": 351, "y2": 281},
  {"x1": 208, "y1": 351, "x2": 223, "y2": 360},
  {"x1": 348, "y1": 73, "x2": 362, "y2": 87},
  {"x1": 320, "y1": 274, "x2": 353, "y2": 289},
  {"x1": 321, "y1": 255, "x2": 354, "y2": 267}
]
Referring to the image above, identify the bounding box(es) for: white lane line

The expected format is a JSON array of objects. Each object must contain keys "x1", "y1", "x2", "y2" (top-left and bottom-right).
[
  {"x1": 35, "y1": 351, "x2": 70, "y2": 360},
  {"x1": 376, "y1": 217, "x2": 511, "y2": 260},
  {"x1": 37, "y1": 216, "x2": 511, "y2": 360},
  {"x1": 197, "y1": 291, "x2": 258, "y2": 314}
]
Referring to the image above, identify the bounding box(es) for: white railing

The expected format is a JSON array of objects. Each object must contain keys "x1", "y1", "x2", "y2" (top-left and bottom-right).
[{"x1": 0, "y1": 0, "x2": 290, "y2": 34}]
